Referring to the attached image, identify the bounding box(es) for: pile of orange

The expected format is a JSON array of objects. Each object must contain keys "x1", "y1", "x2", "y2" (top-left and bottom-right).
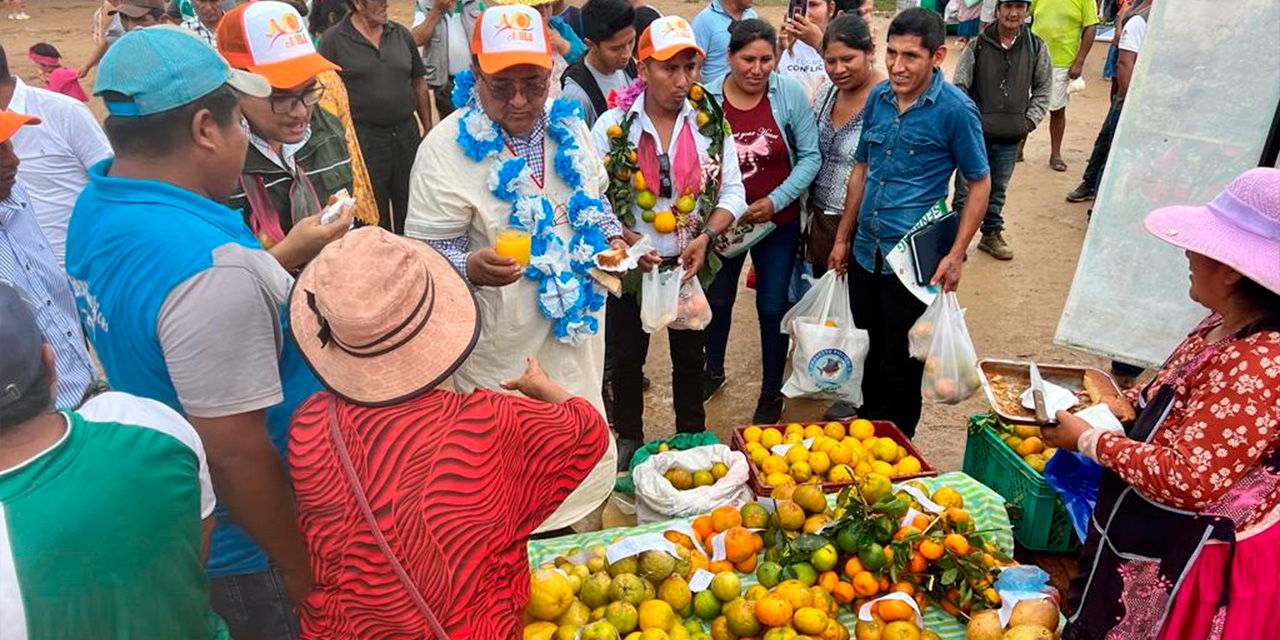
[{"x1": 687, "y1": 504, "x2": 766, "y2": 574}]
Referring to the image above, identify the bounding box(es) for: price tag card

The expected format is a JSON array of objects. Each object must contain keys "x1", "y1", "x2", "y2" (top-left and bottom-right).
[
  {"x1": 688, "y1": 568, "x2": 716, "y2": 592},
  {"x1": 898, "y1": 484, "x2": 945, "y2": 513},
  {"x1": 802, "y1": 437, "x2": 815, "y2": 448},
  {"x1": 770, "y1": 444, "x2": 794, "y2": 456},
  {"x1": 707, "y1": 530, "x2": 729, "y2": 562},
  {"x1": 605, "y1": 533, "x2": 680, "y2": 565}
]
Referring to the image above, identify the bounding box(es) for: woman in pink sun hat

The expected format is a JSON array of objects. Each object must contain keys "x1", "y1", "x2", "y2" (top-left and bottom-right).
[{"x1": 1042, "y1": 167, "x2": 1280, "y2": 640}]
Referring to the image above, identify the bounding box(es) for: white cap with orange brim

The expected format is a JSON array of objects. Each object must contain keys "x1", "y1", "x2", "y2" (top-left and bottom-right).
[
  {"x1": 637, "y1": 15, "x2": 704, "y2": 62},
  {"x1": 217, "y1": 1, "x2": 339, "y2": 89},
  {"x1": 471, "y1": 4, "x2": 554, "y2": 75}
]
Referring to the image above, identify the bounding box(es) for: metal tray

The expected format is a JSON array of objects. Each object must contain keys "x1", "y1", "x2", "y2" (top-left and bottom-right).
[{"x1": 976, "y1": 358, "x2": 1122, "y2": 424}]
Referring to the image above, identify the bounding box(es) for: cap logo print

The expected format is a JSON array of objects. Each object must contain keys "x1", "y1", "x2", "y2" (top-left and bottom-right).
[
  {"x1": 662, "y1": 17, "x2": 693, "y2": 39},
  {"x1": 265, "y1": 13, "x2": 308, "y2": 48},
  {"x1": 494, "y1": 11, "x2": 536, "y2": 42}
]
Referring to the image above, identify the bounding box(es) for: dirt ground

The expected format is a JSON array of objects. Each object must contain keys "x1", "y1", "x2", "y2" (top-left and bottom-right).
[{"x1": 3, "y1": 0, "x2": 1111, "y2": 474}]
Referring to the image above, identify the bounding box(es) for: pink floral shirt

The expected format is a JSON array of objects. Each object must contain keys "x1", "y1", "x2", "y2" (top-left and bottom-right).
[{"x1": 1090, "y1": 316, "x2": 1280, "y2": 530}]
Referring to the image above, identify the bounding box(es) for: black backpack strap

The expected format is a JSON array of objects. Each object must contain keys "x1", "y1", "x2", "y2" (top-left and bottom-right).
[{"x1": 562, "y1": 60, "x2": 609, "y2": 117}]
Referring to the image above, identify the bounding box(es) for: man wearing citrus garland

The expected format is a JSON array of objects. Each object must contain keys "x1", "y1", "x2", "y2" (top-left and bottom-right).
[
  {"x1": 403, "y1": 4, "x2": 621, "y2": 533},
  {"x1": 591, "y1": 15, "x2": 747, "y2": 457}
]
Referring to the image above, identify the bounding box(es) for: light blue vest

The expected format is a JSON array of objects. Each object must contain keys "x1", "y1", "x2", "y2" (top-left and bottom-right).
[{"x1": 66, "y1": 160, "x2": 322, "y2": 578}]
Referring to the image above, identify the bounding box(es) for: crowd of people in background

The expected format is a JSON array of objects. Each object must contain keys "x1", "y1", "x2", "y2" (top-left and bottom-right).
[{"x1": 9, "y1": 0, "x2": 1275, "y2": 639}]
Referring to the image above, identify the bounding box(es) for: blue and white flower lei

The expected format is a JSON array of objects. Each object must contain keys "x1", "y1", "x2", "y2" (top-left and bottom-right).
[{"x1": 454, "y1": 69, "x2": 609, "y2": 346}]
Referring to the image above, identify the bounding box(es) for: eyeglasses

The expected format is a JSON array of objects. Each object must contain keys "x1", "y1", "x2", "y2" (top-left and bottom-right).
[
  {"x1": 269, "y1": 84, "x2": 326, "y2": 115},
  {"x1": 477, "y1": 71, "x2": 549, "y2": 104}
]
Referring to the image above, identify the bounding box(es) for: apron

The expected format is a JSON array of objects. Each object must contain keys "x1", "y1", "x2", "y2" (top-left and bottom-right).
[{"x1": 1065, "y1": 321, "x2": 1280, "y2": 640}]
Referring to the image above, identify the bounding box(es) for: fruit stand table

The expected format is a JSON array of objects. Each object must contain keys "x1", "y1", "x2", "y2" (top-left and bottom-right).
[{"x1": 528, "y1": 472, "x2": 1015, "y2": 640}]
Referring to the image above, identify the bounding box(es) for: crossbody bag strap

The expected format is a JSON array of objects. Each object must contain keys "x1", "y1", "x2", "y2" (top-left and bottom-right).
[{"x1": 326, "y1": 400, "x2": 451, "y2": 640}]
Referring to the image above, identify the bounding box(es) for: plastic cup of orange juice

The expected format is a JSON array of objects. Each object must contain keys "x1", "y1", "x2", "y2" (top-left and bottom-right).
[{"x1": 495, "y1": 228, "x2": 532, "y2": 266}]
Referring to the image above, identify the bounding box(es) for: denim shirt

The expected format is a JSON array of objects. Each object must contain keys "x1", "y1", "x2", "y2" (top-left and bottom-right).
[
  {"x1": 853, "y1": 70, "x2": 988, "y2": 273},
  {"x1": 706, "y1": 73, "x2": 821, "y2": 213}
]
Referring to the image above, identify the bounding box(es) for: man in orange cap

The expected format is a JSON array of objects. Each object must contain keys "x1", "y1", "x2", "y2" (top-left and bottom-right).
[
  {"x1": 219, "y1": 0, "x2": 356, "y2": 270},
  {"x1": 590, "y1": 15, "x2": 746, "y2": 458},
  {"x1": 404, "y1": 3, "x2": 626, "y2": 535}
]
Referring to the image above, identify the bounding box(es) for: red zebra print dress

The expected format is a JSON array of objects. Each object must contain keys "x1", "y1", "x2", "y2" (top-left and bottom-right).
[{"x1": 288, "y1": 388, "x2": 610, "y2": 640}]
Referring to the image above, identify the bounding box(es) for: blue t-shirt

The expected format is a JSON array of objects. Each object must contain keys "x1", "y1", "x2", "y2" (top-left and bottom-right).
[
  {"x1": 65, "y1": 161, "x2": 322, "y2": 578},
  {"x1": 692, "y1": 0, "x2": 758, "y2": 84},
  {"x1": 853, "y1": 71, "x2": 989, "y2": 273}
]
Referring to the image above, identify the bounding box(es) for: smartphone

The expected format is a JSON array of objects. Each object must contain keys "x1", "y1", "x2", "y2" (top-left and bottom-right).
[{"x1": 788, "y1": 0, "x2": 807, "y2": 19}]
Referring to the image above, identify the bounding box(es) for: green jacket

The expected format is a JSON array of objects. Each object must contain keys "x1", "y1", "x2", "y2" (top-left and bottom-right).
[{"x1": 229, "y1": 107, "x2": 354, "y2": 235}]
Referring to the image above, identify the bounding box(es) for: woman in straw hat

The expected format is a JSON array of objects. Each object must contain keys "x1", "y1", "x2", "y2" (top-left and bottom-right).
[
  {"x1": 1040, "y1": 167, "x2": 1280, "y2": 640},
  {"x1": 285, "y1": 227, "x2": 610, "y2": 640}
]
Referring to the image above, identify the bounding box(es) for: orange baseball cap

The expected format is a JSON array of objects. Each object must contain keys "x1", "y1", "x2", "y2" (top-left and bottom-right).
[
  {"x1": 217, "y1": 1, "x2": 339, "y2": 89},
  {"x1": 637, "y1": 16, "x2": 704, "y2": 62},
  {"x1": 471, "y1": 5, "x2": 553, "y2": 75},
  {"x1": 0, "y1": 110, "x2": 40, "y2": 144}
]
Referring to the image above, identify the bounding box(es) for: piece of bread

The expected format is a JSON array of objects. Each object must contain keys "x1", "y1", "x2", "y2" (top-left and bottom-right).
[
  {"x1": 1103, "y1": 395, "x2": 1136, "y2": 422},
  {"x1": 596, "y1": 246, "x2": 627, "y2": 267},
  {"x1": 1082, "y1": 369, "x2": 1114, "y2": 403},
  {"x1": 1083, "y1": 369, "x2": 1136, "y2": 422}
]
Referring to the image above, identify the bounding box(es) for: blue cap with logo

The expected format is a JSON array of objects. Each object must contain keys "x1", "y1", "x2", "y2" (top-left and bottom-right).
[
  {"x1": 0, "y1": 281, "x2": 47, "y2": 410},
  {"x1": 94, "y1": 25, "x2": 271, "y2": 117}
]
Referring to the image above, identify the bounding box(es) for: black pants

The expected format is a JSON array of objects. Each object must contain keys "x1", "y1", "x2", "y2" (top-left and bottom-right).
[
  {"x1": 1081, "y1": 101, "x2": 1123, "y2": 192},
  {"x1": 354, "y1": 118, "x2": 420, "y2": 235},
  {"x1": 603, "y1": 295, "x2": 620, "y2": 382},
  {"x1": 612, "y1": 291, "x2": 706, "y2": 441},
  {"x1": 849, "y1": 254, "x2": 928, "y2": 437},
  {"x1": 209, "y1": 567, "x2": 299, "y2": 640},
  {"x1": 433, "y1": 80, "x2": 457, "y2": 121}
]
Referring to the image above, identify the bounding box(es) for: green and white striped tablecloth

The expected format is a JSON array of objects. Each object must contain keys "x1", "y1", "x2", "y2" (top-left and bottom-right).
[{"x1": 527, "y1": 472, "x2": 1012, "y2": 640}]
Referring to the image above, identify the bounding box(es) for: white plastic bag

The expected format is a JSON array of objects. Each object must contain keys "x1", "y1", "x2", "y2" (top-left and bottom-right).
[
  {"x1": 669, "y1": 279, "x2": 712, "y2": 331},
  {"x1": 920, "y1": 292, "x2": 982, "y2": 404},
  {"x1": 640, "y1": 266, "x2": 683, "y2": 334},
  {"x1": 632, "y1": 444, "x2": 753, "y2": 523},
  {"x1": 780, "y1": 271, "x2": 870, "y2": 405},
  {"x1": 908, "y1": 294, "x2": 946, "y2": 361}
]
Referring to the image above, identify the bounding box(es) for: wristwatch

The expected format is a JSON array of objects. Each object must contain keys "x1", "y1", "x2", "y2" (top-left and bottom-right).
[{"x1": 701, "y1": 227, "x2": 720, "y2": 245}]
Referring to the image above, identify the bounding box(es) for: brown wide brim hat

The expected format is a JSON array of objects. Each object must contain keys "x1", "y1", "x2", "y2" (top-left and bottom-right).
[{"x1": 290, "y1": 227, "x2": 480, "y2": 406}]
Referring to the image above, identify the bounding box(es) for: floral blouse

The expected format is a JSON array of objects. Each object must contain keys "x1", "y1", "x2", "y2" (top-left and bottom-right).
[{"x1": 1081, "y1": 316, "x2": 1280, "y2": 532}]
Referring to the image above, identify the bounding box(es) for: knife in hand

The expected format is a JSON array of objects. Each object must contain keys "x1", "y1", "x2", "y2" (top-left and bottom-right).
[{"x1": 1030, "y1": 362, "x2": 1052, "y2": 425}]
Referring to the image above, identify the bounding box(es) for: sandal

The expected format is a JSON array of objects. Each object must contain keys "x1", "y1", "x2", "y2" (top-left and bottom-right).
[{"x1": 1050, "y1": 157, "x2": 1068, "y2": 172}]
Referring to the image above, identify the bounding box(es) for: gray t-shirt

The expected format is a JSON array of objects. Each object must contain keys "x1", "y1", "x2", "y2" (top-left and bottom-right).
[
  {"x1": 563, "y1": 58, "x2": 631, "y2": 126},
  {"x1": 155, "y1": 242, "x2": 292, "y2": 418}
]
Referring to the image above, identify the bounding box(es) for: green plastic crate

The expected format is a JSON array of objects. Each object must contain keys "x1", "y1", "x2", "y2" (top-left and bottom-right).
[{"x1": 962, "y1": 415, "x2": 1078, "y2": 552}]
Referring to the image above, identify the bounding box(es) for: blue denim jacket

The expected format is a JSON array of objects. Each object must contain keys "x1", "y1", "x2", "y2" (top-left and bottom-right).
[
  {"x1": 707, "y1": 73, "x2": 822, "y2": 213},
  {"x1": 853, "y1": 70, "x2": 989, "y2": 273}
]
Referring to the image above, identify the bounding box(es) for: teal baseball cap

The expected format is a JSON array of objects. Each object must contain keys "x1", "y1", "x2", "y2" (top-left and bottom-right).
[{"x1": 94, "y1": 25, "x2": 271, "y2": 117}]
